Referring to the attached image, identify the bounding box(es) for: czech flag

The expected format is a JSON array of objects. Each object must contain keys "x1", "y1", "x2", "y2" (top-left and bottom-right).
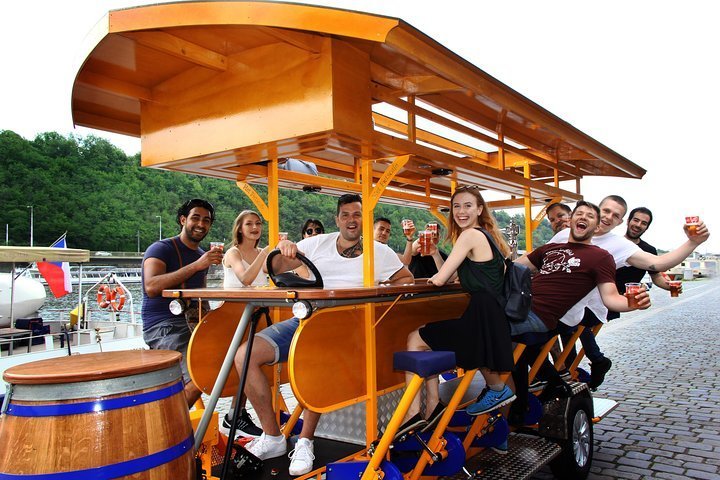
[{"x1": 36, "y1": 236, "x2": 72, "y2": 298}]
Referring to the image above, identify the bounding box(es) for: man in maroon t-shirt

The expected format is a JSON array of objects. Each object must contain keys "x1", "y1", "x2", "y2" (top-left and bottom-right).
[
  {"x1": 514, "y1": 201, "x2": 650, "y2": 334},
  {"x1": 508, "y1": 201, "x2": 650, "y2": 419}
]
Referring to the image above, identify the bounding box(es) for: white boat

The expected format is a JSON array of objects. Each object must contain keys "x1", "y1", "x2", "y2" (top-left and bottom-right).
[
  {"x1": 0, "y1": 274, "x2": 46, "y2": 326},
  {"x1": 0, "y1": 247, "x2": 147, "y2": 397},
  {"x1": 26, "y1": 265, "x2": 143, "y2": 285}
]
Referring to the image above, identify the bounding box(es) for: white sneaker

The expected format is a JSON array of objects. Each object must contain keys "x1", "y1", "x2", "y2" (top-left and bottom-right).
[
  {"x1": 245, "y1": 433, "x2": 287, "y2": 460},
  {"x1": 288, "y1": 438, "x2": 315, "y2": 476}
]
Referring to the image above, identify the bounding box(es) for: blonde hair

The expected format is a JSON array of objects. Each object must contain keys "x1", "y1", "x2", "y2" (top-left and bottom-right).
[
  {"x1": 447, "y1": 185, "x2": 510, "y2": 257},
  {"x1": 231, "y1": 210, "x2": 262, "y2": 248}
]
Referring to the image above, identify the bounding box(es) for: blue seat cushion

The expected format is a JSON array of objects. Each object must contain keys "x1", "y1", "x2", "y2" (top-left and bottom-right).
[{"x1": 393, "y1": 351, "x2": 456, "y2": 377}]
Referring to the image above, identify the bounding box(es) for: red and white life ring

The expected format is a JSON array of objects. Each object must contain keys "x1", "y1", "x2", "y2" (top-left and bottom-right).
[
  {"x1": 97, "y1": 285, "x2": 125, "y2": 311},
  {"x1": 97, "y1": 284, "x2": 113, "y2": 309},
  {"x1": 110, "y1": 286, "x2": 125, "y2": 311}
]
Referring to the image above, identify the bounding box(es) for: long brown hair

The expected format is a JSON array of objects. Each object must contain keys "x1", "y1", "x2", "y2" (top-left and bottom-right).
[
  {"x1": 231, "y1": 210, "x2": 262, "y2": 248},
  {"x1": 447, "y1": 185, "x2": 510, "y2": 257}
]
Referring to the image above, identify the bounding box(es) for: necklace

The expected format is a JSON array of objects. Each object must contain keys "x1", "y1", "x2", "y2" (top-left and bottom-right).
[{"x1": 338, "y1": 237, "x2": 363, "y2": 258}]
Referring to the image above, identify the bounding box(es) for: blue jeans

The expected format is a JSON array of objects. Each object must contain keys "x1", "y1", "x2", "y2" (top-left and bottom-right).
[
  {"x1": 509, "y1": 310, "x2": 549, "y2": 336},
  {"x1": 256, "y1": 317, "x2": 299, "y2": 364}
]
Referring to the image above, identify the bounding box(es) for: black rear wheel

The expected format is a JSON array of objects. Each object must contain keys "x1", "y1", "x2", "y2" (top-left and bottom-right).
[{"x1": 549, "y1": 396, "x2": 593, "y2": 479}]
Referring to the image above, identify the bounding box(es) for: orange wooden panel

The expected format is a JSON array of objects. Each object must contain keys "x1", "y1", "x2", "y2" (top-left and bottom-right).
[
  {"x1": 288, "y1": 293, "x2": 468, "y2": 412},
  {"x1": 187, "y1": 302, "x2": 292, "y2": 396},
  {"x1": 141, "y1": 39, "x2": 336, "y2": 166}
]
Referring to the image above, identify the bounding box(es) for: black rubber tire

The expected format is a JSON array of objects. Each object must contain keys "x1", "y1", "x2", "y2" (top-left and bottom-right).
[{"x1": 549, "y1": 396, "x2": 593, "y2": 480}]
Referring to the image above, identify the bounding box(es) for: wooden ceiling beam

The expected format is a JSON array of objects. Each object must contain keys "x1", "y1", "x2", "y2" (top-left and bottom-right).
[
  {"x1": 122, "y1": 31, "x2": 228, "y2": 71},
  {"x1": 256, "y1": 26, "x2": 323, "y2": 53},
  {"x1": 76, "y1": 71, "x2": 153, "y2": 101}
]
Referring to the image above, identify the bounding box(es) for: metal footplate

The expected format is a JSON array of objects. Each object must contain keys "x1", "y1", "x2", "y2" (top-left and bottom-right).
[{"x1": 442, "y1": 433, "x2": 561, "y2": 480}]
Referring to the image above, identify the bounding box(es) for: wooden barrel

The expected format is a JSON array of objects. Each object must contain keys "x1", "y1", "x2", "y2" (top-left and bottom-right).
[{"x1": 0, "y1": 350, "x2": 195, "y2": 479}]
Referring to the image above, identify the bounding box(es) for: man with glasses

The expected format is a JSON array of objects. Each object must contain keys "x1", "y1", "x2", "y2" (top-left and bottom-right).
[{"x1": 141, "y1": 199, "x2": 223, "y2": 407}]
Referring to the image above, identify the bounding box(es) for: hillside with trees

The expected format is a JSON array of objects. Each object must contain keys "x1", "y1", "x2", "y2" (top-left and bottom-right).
[{"x1": 1, "y1": 130, "x2": 554, "y2": 253}]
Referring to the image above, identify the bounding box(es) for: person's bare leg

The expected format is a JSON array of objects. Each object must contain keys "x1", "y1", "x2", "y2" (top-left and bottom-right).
[
  {"x1": 424, "y1": 374, "x2": 440, "y2": 418},
  {"x1": 234, "y1": 337, "x2": 281, "y2": 436},
  {"x1": 185, "y1": 382, "x2": 202, "y2": 408},
  {"x1": 480, "y1": 368, "x2": 502, "y2": 387},
  {"x1": 298, "y1": 410, "x2": 321, "y2": 439}
]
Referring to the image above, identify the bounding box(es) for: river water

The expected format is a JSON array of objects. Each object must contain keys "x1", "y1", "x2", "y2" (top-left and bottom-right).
[{"x1": 36, "y1": 266, "x2": 223, "y2": 324}]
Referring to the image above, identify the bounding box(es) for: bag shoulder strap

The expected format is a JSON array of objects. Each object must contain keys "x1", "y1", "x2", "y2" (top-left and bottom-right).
[{"x1": 170, "y1": 237, "x2": 186, "y2": 289}]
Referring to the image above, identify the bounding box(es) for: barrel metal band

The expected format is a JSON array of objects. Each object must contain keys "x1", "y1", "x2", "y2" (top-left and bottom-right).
[
  {"x1": 8, "y1": 364, "x2": 182, "y2": 401},
  {"x1": 5, "y1": 381, "x2": 183, "y2": 417},
  {"x1": 0, "y1": 434, "x2": 193, "y2": 480}
]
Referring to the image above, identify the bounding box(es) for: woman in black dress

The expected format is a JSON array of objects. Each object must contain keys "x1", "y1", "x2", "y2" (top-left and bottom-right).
[{"x1": 397, "y1": 185, "x2": 515, "y2": 437}]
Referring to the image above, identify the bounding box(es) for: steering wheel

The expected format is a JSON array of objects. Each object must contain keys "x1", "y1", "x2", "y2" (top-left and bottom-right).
[{"x1": 266, "y1": 249, "x2": 324, "y2": 288}]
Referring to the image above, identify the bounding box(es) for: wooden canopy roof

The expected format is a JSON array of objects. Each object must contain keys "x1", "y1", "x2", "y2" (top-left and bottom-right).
[{"x1": 71, "y1": 1, "x2": 644, "y2": 209}]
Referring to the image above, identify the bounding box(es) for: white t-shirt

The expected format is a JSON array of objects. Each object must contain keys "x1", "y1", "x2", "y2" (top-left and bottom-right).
[
  {"x1": 548, "y1": 229, "x2": 641, "y2": 326},
  {"x1": 548, "y1": 229, "x2": 640, "y2": 268},
  {"x1": 296, "y1": 232, "x2": 404, "y2": 288}
]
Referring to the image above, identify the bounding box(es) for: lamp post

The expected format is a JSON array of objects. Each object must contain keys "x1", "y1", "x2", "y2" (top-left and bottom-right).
[
  {"x1": 155, "y1": 215, "x2": 162, "y2": 241},
  {"x1": 26, "y1": 205, "x2": 33, "y2": 247}
]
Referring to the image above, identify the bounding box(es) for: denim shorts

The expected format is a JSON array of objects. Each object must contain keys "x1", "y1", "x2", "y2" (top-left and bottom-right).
[
  {"x1": 143, "y1": 316, "x2": 192, "y2": 384},
  {"x1": 256, "y1": 317, "x2": 300, "y2": 364},
  {"x1": 509, "y1": 309, "x2": 550, "y2": 337}
]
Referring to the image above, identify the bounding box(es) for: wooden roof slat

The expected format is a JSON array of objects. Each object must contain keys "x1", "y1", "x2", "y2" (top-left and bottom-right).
[{"x1": 121, "y1": 31, "x2": 228, "y2": 71}]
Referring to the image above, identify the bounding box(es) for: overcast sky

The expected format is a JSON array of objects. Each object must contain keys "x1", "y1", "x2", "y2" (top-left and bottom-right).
[{"x1": 2, "y1": 0, "x2": 718, "y2": 253}]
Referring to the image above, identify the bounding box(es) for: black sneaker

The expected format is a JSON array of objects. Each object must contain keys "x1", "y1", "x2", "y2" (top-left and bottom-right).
[
  {"x1": 221, "y1": 409, "x2": 263, "y2": 438},
  {"x1": 394, "y1": 413, "x2": 427, "y2": 442},
  {"x1": 528, "y1": 379, "x2": 548, "y2": 393},
  {"x1": 558, "y1": 369, "x2": 572, "y2": 380},
  {"x1": 421, "y1": 402, "x2": 447, "y2": 432},
  {"x1": 588, "y1": 357, "x2": 612, "y2": 391}
]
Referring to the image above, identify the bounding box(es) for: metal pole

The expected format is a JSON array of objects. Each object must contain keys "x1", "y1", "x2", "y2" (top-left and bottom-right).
[
  {"x1": 137, "y1": 230, "x2": 140, "y2": 253},
  {"x1": 155, "y1": 215, "x2": 162, "y2": 240},
  {"x1": 194, "y1": 303, "x2": 255, "y2": 451},
  {"x1": 5, "y1": 224, "x2": 7, "y2": 245},
  {"x1": 77, "y1": 263, "x2": 83, "y2": 329},
  {"x1": 26, "y1": 206, "x2": 33, "y2": 247},
  {"x1": 9, "y1": 262, "x2": 16, "y2": 330}
]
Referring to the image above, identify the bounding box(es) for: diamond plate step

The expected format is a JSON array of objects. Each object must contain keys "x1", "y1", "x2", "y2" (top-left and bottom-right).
[{"x1": 442, "y1": 433, "x2": 562, "y2": 480}]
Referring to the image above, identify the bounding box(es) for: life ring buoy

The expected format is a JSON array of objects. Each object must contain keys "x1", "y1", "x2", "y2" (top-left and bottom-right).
[
  {"x1": 110, "y1": 286, "x2": 126, "y2": 312},
  {"x1": 97, "y1": 285, "x2": 113, "y2": 309}
]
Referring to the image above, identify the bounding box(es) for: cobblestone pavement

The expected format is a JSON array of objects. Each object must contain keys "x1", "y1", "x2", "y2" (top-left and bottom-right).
[{"x1": 533, "y1": 277, "x2": 720, "y2": 480}]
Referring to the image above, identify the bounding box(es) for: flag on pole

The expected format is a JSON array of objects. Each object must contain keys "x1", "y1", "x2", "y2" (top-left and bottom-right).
[{"x1": 36, "y1": 235, "x2": 72, "y2": 298}]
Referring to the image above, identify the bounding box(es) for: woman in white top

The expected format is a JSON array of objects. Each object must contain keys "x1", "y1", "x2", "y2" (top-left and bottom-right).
[{"x1": 223, "y1": 210, "x2": 270, "y2": 287}]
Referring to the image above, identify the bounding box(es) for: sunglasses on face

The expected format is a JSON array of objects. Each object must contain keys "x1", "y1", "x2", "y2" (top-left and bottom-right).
[{"x1": 305, "y1": 227, "x2": 323, "y2": 235}]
